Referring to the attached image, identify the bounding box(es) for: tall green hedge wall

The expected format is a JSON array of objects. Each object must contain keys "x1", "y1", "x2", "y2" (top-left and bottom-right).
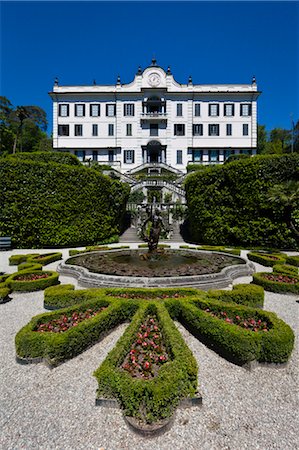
[
  {"x1": 185, "y1": 154, "x2": 299, "y2": 248},
  {"x1": 8, "y1": 151, "x2": 81, "y2": 166},
  {"x1": 0, "y1": 157, "x2": 130, "y2": 247}
]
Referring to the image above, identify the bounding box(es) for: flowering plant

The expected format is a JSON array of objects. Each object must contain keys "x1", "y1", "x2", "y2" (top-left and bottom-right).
[
  {"x1": 121, "y1": 315, "x2": 168, "y2": 379},
  {"x1": 262, "y1": 274, "x2": 298, "y2": 284},
  {"x1": 35, "y1": 307, "x2": 107, "y2": 333},
  {"x1": 204, "y1": 308, "x2": 269, "y2": 332},
  {"x1": 15, "y1": 273, "x2": 50, "y2": 281},
  {"x1": 110, "y1": 292, "x2": 184, "y2": 300}
]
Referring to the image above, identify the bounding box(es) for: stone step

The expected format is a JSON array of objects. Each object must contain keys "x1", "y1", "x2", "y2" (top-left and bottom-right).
[{"x1": 119, "y1": 227, "x2": 143, "y2": 243}]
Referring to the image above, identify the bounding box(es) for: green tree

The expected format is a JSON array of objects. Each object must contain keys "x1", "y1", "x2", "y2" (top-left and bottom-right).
[
  {"x1": 128, "y1": 189, "x2": 145, "y2": 204},
  {"x1": 257, "y1": 124, "x2": 268, "y2": 154},
  {"x1": 0, "y1": 96, "x2": 15, "y2": 155},
  {"x1": 269, "y1": 128, "x2": 291, "y2": 153},
  {"x1": 267, "y1": 180, "x2": 299, "y2": 239},
  {"x1": 0, "y1": 97, "x2": 49, "y2": 155},
  {"x1": 292, "y1": 120, "x2": 299, "y2": 152}
]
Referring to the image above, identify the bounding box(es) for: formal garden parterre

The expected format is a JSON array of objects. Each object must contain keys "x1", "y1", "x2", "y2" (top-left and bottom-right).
[{"x1": 12, "y1": 278, "x2": 295, "y2": 426}]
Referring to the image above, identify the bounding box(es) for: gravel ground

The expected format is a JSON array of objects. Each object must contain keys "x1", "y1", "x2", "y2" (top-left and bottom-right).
[{"x1": 0, "y1": 248, "x2": 298, "y2": 450}]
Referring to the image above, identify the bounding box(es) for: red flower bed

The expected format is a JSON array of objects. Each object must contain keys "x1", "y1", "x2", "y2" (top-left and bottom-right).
[
  {"x1": 35, "y1": 307, "x2": 107, "y2": 333},
  {"x1": 264, "y1": 255, "x2": 280, "y2": 261},
  {"x1": 15, "y1": 273, "x2": 50, "y2": 281},
  {"x1": 121, "y1": 315, "x2": 169, "y2": 379},
  {"x1": 109, "y1": 292, "x2": 184, "y2": 299},
  {"x1": 204, "y1": 308, "x2": 269, "y2": 332},
  {"x1": 262, "y1": 274, "x2": 298, "y2": 284}
]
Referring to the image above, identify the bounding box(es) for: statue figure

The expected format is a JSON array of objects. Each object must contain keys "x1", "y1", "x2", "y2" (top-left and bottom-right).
[{"x1": 142, "y1": 208, "x2": 165, "y2": 252}]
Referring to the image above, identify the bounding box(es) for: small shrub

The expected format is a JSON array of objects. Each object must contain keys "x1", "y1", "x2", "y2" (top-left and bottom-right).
[
  {"x1": 207, "y1": 284, "x2": 264, "y2": 308},
  {"x1": 252, "y1": 272, "x2": 299, "y2": 294},
  {"x1": 94, "y1": 302, "x2": 197, "y2": 424},
  {"x1": 0, "y1": 287, "x2": 12, "y2": 303},
  {"x1": 7, "y1": 270, "x2": 60, "y2": 292},
  {"x1": 9, "y1": 254, "x2": 39, "y2": 266},
  {"x1": 285, "y1": 255, "x2": 299, "y2": 267},
  {"x1": 273, "y1": 264, "x2": 298, "y2": 277},
  {"x1": 28, "y1": 252, "x2": 62, "y2": 266},
  {"x1": 16, "y1": 299, "x2": 138, "y2": 365},
  {"x1": 247, "y1": 252, "x2": 286, "y2": 267}
]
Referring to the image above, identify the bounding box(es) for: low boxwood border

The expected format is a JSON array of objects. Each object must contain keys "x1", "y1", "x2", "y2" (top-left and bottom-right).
[
  {"x1": 252, "y1": 272, "x2": 299, "y2": 294},
  {"x1": 197, "y1": 245, "x2": 241, "y2": 256},
  {"x1": 165, "y1": 297, "x2": 294, "y2": 365},
  {"x1": 7, "y1": 270, "x2": 60, "y2": 292},
  {"x1": 27, "y1": 252, "x2": 62, "y2": 266},
  {"x1": 0, "y1": 286, "x2": 12, "y2": 303},
  {"x1": 44, "y1": 285, "x2": 202, "y2": 310},
  {"x1": 207, "y1": 283, "x2": 264, "y2": 308},
  {"x1": 286, "y1": 255, "x2": 299, "y2": 267},
  {"x1": 44, "y1": 285, "x2": 105, "y2": 310},
  {"x1": 94, "y1": 301, "x2": 197, "y2": 424},
  {"x1": 9, "y1": 254, "x2": 39, "y2": 266},
  {"x1": 247, "y1": 252, "x2": 286, "y2": 267},
  {"x1": 15, "y1": 298, "x2": 139, "y2": 365},
  {"x1": 273, "y1": 264, "x2": 298, "y2": 277},
  {"x1": 18, "y1": 262, "x2": 43, "y2": 272}
]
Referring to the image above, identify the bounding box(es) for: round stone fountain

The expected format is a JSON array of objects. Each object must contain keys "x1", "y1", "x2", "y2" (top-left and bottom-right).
[{"x1": 57, "y1": 248, "x2": 255, "y2": 290}]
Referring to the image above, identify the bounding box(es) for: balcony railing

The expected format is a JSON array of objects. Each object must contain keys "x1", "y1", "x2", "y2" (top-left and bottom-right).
[{"x1": 141, "y1": 112, "x2": 168, "y2": 119}]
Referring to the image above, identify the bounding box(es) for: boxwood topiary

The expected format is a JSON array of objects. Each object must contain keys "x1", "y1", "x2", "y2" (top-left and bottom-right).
[
  {"x1": 7, "y1": 270, "x2": 60, "y2": 292},
  {"x1": 252, "y1": 272, "x2": 299, "y2": 294},
  {"x1": 247, "y1": 252, "x2": 286, "y2": 267},
  {"x1": 273, "y1": 264, "x2": 298, "y2": 277},
  {"x1": 0, "y1": 158, "x2": 129, "y2": 248},
  {"x1": 207, "y1": 283, "x2": 264, "y2": 308},
  {"x1": 18, "y1": 262, "x2": 43, "y2": 272},
  {"x1": 16, "y1": 298, "x2": 139, "y2": 365},
  {"x1": 0, "y1": 286, "x2": 12, "y2": 303},
  {"x1": 7, "y1": 151, "x2": 81, "y2": 166},
  {"x1": 9, "y1": 254, "x2": 39, "y2": 266},
  {"x1": 198, "y1": 245, "x2": 241, "y2": 256},
  {"x1": 185, "y1": 154, "x2": 299, "y2": 248},
  {"x1": 165, "y1": 297, "x2": 294, "y2": 365},
  {"x1": 44, "y1": 285, "x2": 105, "y2": 310},
  {"x1": 94, "y1": 301, "x2": 197, "y2": 424},
  {"x1": 27, "y1": 252, "x2": 62, "y2": 266},
  {"x1": 285, "y1": 255, "x2": 299, "y2": 267}
]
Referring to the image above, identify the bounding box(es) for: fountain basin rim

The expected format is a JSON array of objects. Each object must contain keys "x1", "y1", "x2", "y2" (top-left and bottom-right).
[{"x1": 58, "y1": 249, "x2": 255, "y2": 290}]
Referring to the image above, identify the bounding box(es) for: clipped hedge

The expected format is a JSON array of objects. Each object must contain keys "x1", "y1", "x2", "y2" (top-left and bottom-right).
[
  {"x1": 16, "y1": 298, "x2": 138, "y2": 365},
  {"x1": 273, "y1": 264, "x2": 298, "y2": 277},
  {"x1": 104, "y1": 287, "x2": 201, "y2": 300},
  {"x1": 0, "y1": 158, "x2": 129, "y2": 247},
  {"x1": 0, "y1": 286, "x2": 12, "y2": 303},
  {"x1": 198, "y1": 245, "x2": 241, "y2": 256},
  {"x1": 44, "y1": 285, "x2": 202, "y2": 310},
  {"x1": 252, "y1": 272, "x2": 299, "y2": 294},
  {"x1": 9, "y1": 254, "x2": 39, "y2": 265},
  {"x1": 165, "y1": 297, "x2": 294, "y2": 365},
  {"x1": 247, "y1": 252, "x2": 286, "y2": 267},
  {"x1": 8, "y1": 151, "x2": 81, "y2": 166},
  {"x1": 44, "y1": 285, "x2": 104, "y2": 310},
  {"x1": 185, "y1": 154, "x2": 299, "y2": 248},
  {"x1": 286, "y1": 255, "x2": 299, "y2": 267},
  {"x1": 69, "y1": 245, "x2": 129, "y2": 256},
  {"x1": 18, "y1": 262, "x2": 43, "y2": 272},
  {"x1": 207, "y1": 283, "x2": 264, "y2": 308},
  {"x1": 94, "y1": 301, "x2": 197, "y2": 423},
  {"x1": 7, "y1": 270, "x2": 60, "y2": 292},
  {"x1": 27, "y1": 252, "x2": 62, "y2": 266}
]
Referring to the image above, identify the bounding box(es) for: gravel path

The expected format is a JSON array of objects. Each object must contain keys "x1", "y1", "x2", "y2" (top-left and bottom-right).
[{"x1": 0, "y1": 248, "x2": 298, "y2": 449}]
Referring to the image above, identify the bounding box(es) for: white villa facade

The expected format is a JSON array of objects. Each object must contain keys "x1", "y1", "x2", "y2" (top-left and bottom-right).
[{"x1": 50, "y1": 59, "x2": 260, "y2": 174}]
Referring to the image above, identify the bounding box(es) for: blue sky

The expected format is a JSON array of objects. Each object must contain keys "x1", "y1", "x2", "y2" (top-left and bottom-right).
[{"x1": 1, "y1": 1, "x2": 298, "y2": 135}]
